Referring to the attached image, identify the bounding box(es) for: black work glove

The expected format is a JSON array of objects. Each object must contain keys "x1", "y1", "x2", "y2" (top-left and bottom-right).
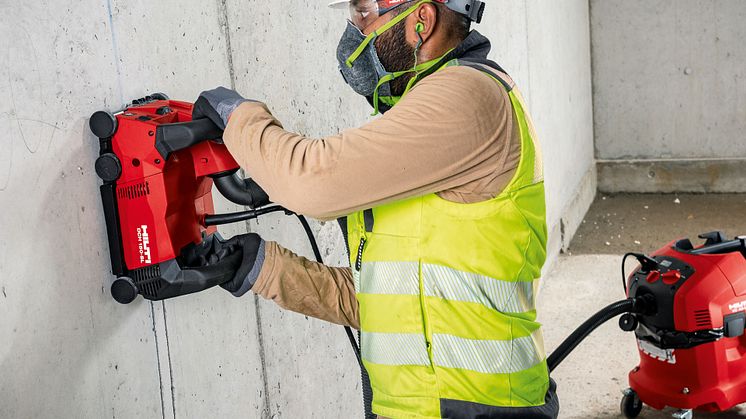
[
  {"x1": 192, "y1": 86, "x2": 254, "y2": 130},
  {"x1": 218, "y1": 233, "x2": 264, "y2": 297}
]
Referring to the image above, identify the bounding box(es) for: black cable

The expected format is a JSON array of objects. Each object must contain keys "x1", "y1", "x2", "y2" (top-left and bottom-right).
[
  {"x1": 208, "y1": 182, "x2": 372, "y2": 416},
  {"x1": 204, "y1": 205, "x2": 288, "y2": 226},
  {"x1": 547, "y1": 298, "x2": 635, "y2": 372},
  {"x1": 296, "y1": 214, "x2": 360, "y2": 355},
  {"x1": 207, "y1": 206, "x2": 372, "y2": 417},
  {"x1": 359, "y1": 329, "x2": 375, "y2": 419},
  {"x1": 621, "y1": 252, "x2": 637, "y2": 293},
  {"x1": 295, "y1": 214, "x2": 373, "y2": 419},
  {"x1": 621, "y1": 252, "x2": 660, "y2": 293},
  {"x1": 295, "y1": 215, "x2": 324, "y2": 262}
]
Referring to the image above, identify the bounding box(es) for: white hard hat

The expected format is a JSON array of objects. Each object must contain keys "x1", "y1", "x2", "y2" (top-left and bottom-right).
[{"x1": 328, "y1": 0, "x2": 349, "y2": 8}]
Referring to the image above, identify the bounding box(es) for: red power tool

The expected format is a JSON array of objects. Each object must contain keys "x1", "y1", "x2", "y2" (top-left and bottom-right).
[
  {"x1": 90, "y1": 94, "x2": 274, "y2": 304},
  {"x1": 91, "y1": 94, "x2": 375, "y2": 417}
]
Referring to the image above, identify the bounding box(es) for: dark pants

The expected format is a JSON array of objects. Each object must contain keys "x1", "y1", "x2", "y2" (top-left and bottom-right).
[{"x1": 439, "y1": 379, "x2": 560, "y2": 419}]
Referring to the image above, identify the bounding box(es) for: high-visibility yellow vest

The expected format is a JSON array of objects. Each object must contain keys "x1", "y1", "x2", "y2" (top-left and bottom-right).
[{"x1": 347, "y1": 59, "x2": 550, "y2": 418}]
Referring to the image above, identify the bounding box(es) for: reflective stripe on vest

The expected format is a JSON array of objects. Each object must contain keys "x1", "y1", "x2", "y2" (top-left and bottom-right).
[
  {"x1": 361, "y1": 329, "x2": 545, "y2": 374},
  {"x1": 348, "y1": 59, "x2": 550, "y2": 418},
  {"x1": 359, "y1": 261, "x2": 537, "y2": 314}
]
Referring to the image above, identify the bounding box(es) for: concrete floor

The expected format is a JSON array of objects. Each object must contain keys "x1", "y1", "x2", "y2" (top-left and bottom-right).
[{"x1": 538, "y1": 194, "x2": 746, "y2": 419}]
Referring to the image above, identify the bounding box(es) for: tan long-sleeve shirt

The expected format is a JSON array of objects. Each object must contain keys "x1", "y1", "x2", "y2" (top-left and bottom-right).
[{"x1": 223, "y1": 65, "x2": 520, "y2": 328}]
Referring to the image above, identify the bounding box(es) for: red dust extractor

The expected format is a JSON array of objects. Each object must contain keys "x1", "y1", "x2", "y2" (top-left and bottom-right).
[
  {"x1": 619, "y1": 233, "x2": 746, "y2": 418},
  {"x1": 90, "y1": 94, "x2": 270, "y2": 304},
  {"x1": 546, "y1": 232, "x2": 746, "y2": 419}
]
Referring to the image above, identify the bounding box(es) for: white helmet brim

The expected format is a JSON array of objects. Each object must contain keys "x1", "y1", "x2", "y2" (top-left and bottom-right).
[{"x1": 328, "y1": 0, "x2": 350, "y2": 9}]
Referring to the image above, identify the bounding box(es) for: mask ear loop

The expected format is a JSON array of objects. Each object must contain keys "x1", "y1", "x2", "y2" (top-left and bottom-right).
[
  {"x1": 372, "y1": 70, "x2": 408, "y2": 115},
  {"x1": 374, "y1": 24, "x2": 424, "y2": 115},
  {"x1": 371, "y1": 44, "x2": 456, "y2": 116}
]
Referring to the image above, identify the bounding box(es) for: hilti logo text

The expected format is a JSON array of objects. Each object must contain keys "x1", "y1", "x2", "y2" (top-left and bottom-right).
[
  {"x1": 729, "y1": 300, "x2": 746, "y2": 313},
  {"x1": 137, "y1": 225, "x2": 152, "y2": 264}
]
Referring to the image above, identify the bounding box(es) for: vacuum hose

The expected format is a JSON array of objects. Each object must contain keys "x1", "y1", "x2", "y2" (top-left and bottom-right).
[
  {"x1": 212, "y1": 171, "x2": 270, "y2": 208},
  {"x1": 547, "y1": 298, "x2": 636, "y2": 372}
]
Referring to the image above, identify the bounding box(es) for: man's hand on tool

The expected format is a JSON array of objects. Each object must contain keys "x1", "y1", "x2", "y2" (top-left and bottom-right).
[
  {"x1": 193, "y1": 86, "x2": 255, "y2": 131},
  {"x1": 217, "y1": 233, "x2": 265, "y2": 297}
]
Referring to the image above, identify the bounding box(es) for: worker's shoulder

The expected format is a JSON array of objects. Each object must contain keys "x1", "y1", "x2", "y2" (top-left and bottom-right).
[{"x1": 415, "y1": 64, "x2": 511, "y2": 108}]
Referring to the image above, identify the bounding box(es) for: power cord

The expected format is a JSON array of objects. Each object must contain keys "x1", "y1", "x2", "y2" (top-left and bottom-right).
[
  {"x1": 294, "y1": 214, "x2": 373, "y2": 418},
  {"x1": 621, "y1": 252, "x2": 660, "y2": 293}
]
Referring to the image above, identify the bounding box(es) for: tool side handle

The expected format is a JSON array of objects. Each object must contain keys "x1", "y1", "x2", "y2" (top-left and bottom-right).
[
  {"x1": 153, "y1": 251, "x2": 242, "y2": 300},
  {"x1": 155, "y1": 118, "x2": 223, "y2": 159}
]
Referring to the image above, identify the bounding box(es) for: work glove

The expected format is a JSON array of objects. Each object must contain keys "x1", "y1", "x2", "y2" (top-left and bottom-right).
[
  {"x1": 193, "y1": 86, "x2": 255, "y2": 131},
  {"x1": 218, "y1": 233, "x2": 265, "y2": 297}
]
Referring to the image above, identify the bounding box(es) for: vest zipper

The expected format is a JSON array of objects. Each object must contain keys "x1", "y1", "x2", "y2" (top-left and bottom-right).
[
  {"x1": 355, "y1": 209, "x2": 368, "y2": 272},
  {"x1": 355, "y1": 237, "x2": 366, "y2": 271}
]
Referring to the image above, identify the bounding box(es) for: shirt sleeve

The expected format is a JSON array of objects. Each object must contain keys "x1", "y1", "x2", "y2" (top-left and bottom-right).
[
  {"x1": 252, "y1": 241, "x2": 359, "y2": 329},
  {"x1": 222, "y1": 65, "x2": 513, "y2": 220}
]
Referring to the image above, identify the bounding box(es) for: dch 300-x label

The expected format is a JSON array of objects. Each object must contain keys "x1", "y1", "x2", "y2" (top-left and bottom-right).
[{"x1": 136, "y1": 225, "x2": 152, "y2": 264}]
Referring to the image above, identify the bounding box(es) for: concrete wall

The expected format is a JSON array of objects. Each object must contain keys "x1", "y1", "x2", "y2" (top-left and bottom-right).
[
  {"x1": 0, "y1": 1, "x2": 265, "y2": 418},
  {"x1": 591, "y1": 0, "x2": 746, "y2": 192},
  {"x1": 0, "y1": 1, "x2": 594, "y2": 418}
]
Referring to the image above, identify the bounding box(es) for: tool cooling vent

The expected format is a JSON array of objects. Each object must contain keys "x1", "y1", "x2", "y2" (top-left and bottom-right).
[
  {"x1": 118, "y1": 181, "x2": 150, "y2": 200},
  {"x1": 131, "y1": 264, "x2": 162, "y2": 298}
]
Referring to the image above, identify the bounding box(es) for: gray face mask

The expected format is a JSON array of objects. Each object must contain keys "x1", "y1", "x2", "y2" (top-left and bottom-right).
[{"x1": 336, "y1": 21, "x2": 392, "y2": 99}]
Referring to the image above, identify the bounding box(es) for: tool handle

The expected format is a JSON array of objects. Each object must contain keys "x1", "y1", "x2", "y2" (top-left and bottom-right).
[
  {"x1": 155, "y1": 118, "x2": 224, "y2": 159},
  {"x1": 175, "y1": 251, "x2": 243, "y2": 295},
  {"x1": 149, "y1": 251, "x2": 241, "y2": 301}
]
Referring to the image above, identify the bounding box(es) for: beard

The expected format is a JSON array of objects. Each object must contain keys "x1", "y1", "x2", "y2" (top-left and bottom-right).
[{"x1": 375, "y1": 20, "x2": 416, "y2": 97}]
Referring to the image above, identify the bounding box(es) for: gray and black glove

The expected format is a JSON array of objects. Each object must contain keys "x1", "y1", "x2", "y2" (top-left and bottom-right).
[
  {"x1": 220, "y1": 233, "x2": 265, "y2": 297},
  {"x1": 200, "y1": 233, "x2": 265, "y2": 297},
  {"x1": 193, "y1": 86, "x2": 254, "y2": 130}
]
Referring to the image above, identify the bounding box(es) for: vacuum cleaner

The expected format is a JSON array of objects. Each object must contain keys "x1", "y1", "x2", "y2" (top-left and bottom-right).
[
  {"x1": 548, "y1": 232, "x2": 746, "y2": 418},
  {"x1": 91, "y1": 94, "x2": 746, "y2": 419}
]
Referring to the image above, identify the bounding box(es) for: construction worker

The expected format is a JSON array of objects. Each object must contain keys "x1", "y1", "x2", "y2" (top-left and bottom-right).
[{"x1": 194, "y1": 0, "x2": 559, "y2": 417}]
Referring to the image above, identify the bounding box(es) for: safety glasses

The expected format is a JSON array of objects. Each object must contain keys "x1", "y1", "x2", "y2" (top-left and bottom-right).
[
  {"x1": 342, "y1": 0, "x2": 416, "y2": 30},
  {"x1": 330, "y1": 0, "x2": 486, "y2": 26}
]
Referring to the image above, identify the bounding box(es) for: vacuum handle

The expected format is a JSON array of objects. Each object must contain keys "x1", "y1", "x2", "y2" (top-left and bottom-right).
[
  {"x1": 690, "y1": 238, "x2": 745, "y2": 255},
  {"x1": 155, "y1": 118, "x2": 223, "y2": 159}
]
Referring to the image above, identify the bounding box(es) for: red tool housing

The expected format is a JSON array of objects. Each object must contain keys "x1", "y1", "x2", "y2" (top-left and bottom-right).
[
  {"x1": 91, "y1": 94, "x2": 251, "y2": 303},
  {"x1": 110, "y1": 100, "x2": 238, "y2": 269}
]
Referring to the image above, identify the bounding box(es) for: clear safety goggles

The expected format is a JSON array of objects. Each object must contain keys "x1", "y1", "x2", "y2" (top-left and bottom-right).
[
  {"x1": 329, "y1": 0, "x2": 485, "y2": 27},
  {"x1": 330, "y1": 0, "x2": 415, "y2": 30}
]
